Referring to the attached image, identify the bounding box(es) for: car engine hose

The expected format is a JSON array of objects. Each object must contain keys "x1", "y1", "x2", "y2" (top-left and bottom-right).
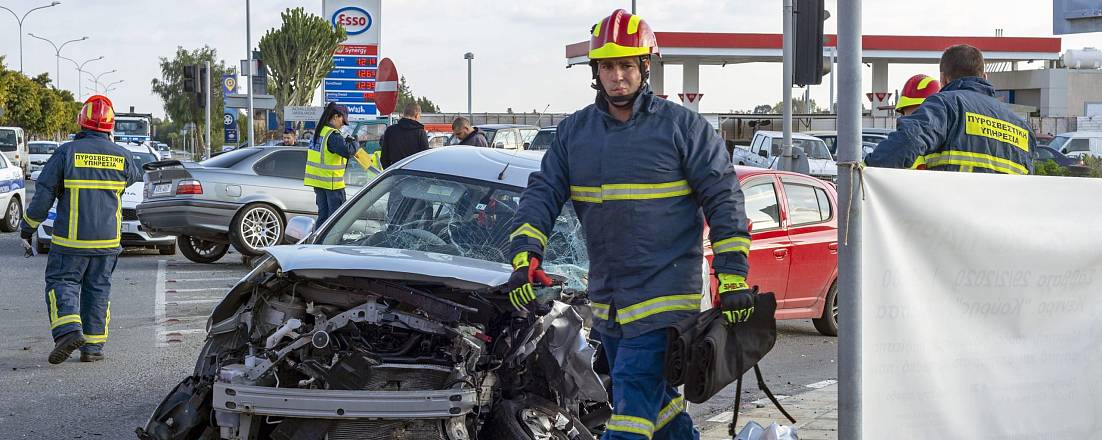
[{"x1": 266, "y1": 318, "x2": 302, "y2": 349}]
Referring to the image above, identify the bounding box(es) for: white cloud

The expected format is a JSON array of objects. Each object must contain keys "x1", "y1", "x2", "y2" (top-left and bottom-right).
[{"x1": 0, "y1": 0, "x2": 1096, "y2": 119}]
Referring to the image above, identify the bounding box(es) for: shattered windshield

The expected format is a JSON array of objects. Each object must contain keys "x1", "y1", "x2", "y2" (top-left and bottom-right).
[{"x1": 318, "y1": 172, "x2": 589, "y2": 290}]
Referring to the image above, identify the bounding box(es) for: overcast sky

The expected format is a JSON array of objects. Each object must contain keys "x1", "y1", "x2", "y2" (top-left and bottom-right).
[{"x1": 1, "y1": 0, "x2": 1097, "y2": 118}]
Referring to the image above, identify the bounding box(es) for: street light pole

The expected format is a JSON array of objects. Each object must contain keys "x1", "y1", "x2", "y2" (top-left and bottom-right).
[
  {"x1": 0, "y1": 1, "x2": 60, "y2": 73},
  {"x1": 464, "y1": 52, "x2": 474, "y2": 122},
  {"x1": 59, "y1": 55, "x2": 103, "y2": 100},
  {"x1": 103, "y1": 79, "x2": 124, "y2": 93},
  {"x1": 781, "y1": 0, "x2": 794, "y2": 171},
  {"x1": 27, "y1": 33, "x2": 87, "y2": 90},
  {"x1": 89, "y1": 69, "x2": 116, "y2": 94},
  {"x1": 246, "y1": 0, "x2": 255, "y2": 148}
]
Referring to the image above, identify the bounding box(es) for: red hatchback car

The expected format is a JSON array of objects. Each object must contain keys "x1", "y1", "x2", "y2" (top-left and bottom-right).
[{"x1": 705, "y1": 167, "x2": 840, "y2": 336}]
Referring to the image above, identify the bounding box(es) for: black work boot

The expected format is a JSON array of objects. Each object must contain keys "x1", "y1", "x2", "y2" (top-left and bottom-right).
[
  {"x1": 80, "y1": 351, "x2": 105, "y2": 362},
  {"x1": 48, "y1": 332, "x2": 85, "y2": 364}
]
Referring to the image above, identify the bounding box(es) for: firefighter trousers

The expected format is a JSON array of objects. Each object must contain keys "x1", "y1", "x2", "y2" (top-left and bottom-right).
[
  {"x1": 600, "y1": 329, "x2": 699, "y2": 440},
  {"x1": 45, "y1": 252, "x2": 117, "y2": 353}
]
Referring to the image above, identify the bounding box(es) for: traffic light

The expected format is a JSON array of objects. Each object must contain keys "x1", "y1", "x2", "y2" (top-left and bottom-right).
[
  {"x1": 197, "y1": 64, "x2": 208, "y2": 109},
  {"x1": 182, "y1": 64, "x2": 197, "y2": 93},
  {"x1": 793, "y1": 0, "x2": 827, "y2": 86}
]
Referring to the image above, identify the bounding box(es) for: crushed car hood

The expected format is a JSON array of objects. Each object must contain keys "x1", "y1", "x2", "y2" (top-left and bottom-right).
[{"x1": 264, "y1": 244, "x2": 512, "y2": 290}]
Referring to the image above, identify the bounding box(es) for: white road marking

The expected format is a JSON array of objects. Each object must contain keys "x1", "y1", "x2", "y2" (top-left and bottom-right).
[
  {"x1": 165, "y1": 287, "x2": 229, "y2": 293},
  {"x1": 805, "y1": 379, "x2": 837, "y2": 389},
  {"x1": 167, "y1": 277, "x2": 242, "y2": 282},
  {"x1": 166, "y1": 299, "x2": 221, "y2": 305},
  {"x1": 154, "y1": 260, "x2": 166, "y2": 324}
]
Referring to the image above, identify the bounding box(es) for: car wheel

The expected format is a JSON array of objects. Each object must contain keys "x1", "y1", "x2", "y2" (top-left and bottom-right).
[
  {"x1": 158, "y1": 243, "x2": 177, "y2": 256},
  {"x1": 178, "y1": 235, "x2": 230, "y2": 264},
  {"x1": 1, "y1": 196, "x2": 21, "y2": 232},
  {"x1": 812, "y1": 281, "x2": 839, "y2": 337},
  {"x1": 229, "y1": 203, "x2": 285, "y2": 257}
]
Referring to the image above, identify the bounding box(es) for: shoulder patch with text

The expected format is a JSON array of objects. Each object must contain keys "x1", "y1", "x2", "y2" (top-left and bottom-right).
[
  {"x1": 74, "y1": 153, "x2": 125, "y2": 170},
  {"x1": 964, "y1": 112, "x2": 1029, "y2": 152}
]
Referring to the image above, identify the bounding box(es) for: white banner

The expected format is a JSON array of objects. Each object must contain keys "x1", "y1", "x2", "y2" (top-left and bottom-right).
[{"x1": 860, "y1": 168, "x2": 1102, "y2": 438}]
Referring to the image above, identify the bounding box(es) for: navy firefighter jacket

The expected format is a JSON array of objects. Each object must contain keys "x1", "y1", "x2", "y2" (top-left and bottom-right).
[
  {"x1": 510, "y1": 86, "x2": 752, "y2": 338},
  {"x1": 22, "y1": 130, "x2": 142, "y2": 255}
]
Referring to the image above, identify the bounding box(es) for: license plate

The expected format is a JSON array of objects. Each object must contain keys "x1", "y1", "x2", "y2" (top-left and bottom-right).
[{"x1": 153, "y1": 183, "x2": 171, "y2": 195}]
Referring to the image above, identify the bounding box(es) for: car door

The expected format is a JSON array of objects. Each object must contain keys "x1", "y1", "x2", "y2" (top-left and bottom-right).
[
  {"x1": 741, "y1": 175, "x2": 792, "y2": 303},
  {"x1": 779, "y1": 176, "x2": 838, "y2": 310},
  {"x1": 250, "y1": 149, "x2": 314, "y2": 216}
]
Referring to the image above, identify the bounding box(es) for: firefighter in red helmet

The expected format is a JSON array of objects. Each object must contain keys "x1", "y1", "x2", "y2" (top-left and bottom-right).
[
  {"x1": 505, "y1": 9, "x2": 753, "y2": 440},
  {"x1": 20, "y1": 94, "x2": 142, "y2": 364},
  {"x1": 896, "y1": 74, "x2": 941, "y2": 116}
]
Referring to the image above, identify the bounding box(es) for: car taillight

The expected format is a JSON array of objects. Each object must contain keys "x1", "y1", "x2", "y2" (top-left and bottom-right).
[{"x1": 176, "y1": 180, "x2": 203, "y2": 195}]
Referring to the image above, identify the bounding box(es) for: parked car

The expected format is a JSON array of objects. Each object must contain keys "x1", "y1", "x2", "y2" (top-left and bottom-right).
[
  {"x1": 35, "y1": 144, "x2": 175, "y2": 254},
  {"x1": 1049, "y1": 131, "x2": 1102, "y2": 159},
  {"x1": 1032, "y1": 145, "x2": 1081, "y2": 167},
  {"x1": 705, "y1": 167, "x2": 839, "y2": 335},
  {"x1": 805, "y1": 130, "x2": 878, "y2": 159},
  {"x1": 154, "y1": 142, "x2": 173, "y2": 160},
  {"x1": 527, "y1": 126, "x2": 557, "y2": 150},
  {"x1": 449, "y1": 124, "x2": 540, "y2": 150},
  {"x1": 0, "y1": 126, "x2": 28, "y2": 177},
  {"x1": 27, "y1": 141, "x2": 59, "y2": 176},
  {"x1": 733, "y1": 130, "x2": 838, "y2": 181},
  {"x1": 136, "y1": 146, "x2": 372, "y2": 262},
  {"x1": 0, "y1": 152, "x2": 26, "y2": 233}
]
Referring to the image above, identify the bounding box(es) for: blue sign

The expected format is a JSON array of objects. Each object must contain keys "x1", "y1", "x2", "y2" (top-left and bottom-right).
[
  {"x1": 223, "y1": 111, "x2": 238, "y2": 144},
  {"x1": 331, "y1": 6, "x2": 372, "y2": 36},
  {"x1": 222, "y1": 74, "x2": 238, "y2": 95},
  {"x1": 333, "y1": 56, "x2": 377, "y2": 68},
  {"x1": 324, "y1": 79, "x2": 375, "y2": 92},
  {"x1": 324, "y1": 91, "x2": 375, "y2": 103},
  {"x1": 335, "y1": 103, "x2": 378, "y2": 115},
  {"x1": 327, "y1": 68, "x2": 377, "y2": 80}
]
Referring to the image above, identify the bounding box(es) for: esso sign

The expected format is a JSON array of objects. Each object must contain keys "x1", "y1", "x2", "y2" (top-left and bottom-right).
[{"x1": 332, "y1": 7, "x2": 372, "y2": 36}]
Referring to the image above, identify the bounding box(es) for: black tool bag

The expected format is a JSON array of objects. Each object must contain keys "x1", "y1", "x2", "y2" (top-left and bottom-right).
[{"x1": 664, "y1": 292, "x2": 795, "y2": 434}]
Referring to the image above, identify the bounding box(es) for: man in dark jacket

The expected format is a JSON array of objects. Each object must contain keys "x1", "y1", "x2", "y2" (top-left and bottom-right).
[
  {"x1": 20, "y1": 95, "x2": 142, "y2": 364},
  {"x1": 451, "y1": 117, "x2": 488, "y2": 147},
  {"x1": 866, "y1": 44, "x2": 1035, "y2": 174},
  {"x1": 504, "y1": 10, "x2": 753, "y2": 440},
  {"x1": 380, "y1": 103, "x2": 428, "y2": 168}
]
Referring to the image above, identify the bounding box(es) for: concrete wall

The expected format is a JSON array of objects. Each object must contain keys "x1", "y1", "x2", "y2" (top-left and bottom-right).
[
  {"x1": 989, "y1": 68, "x2": 1102, "y2": 117},
  {"x1": 1066, "y1": 70, "x2": 1102, "y2": 117}
]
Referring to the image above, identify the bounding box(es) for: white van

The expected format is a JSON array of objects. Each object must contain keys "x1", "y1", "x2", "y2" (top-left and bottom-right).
[
  {"x1": 0, "y1": 127, "x2": 28, "y2": 177},
  {"x1": 1049, "y1": 131, "x2": 1102, "y2": 159}
]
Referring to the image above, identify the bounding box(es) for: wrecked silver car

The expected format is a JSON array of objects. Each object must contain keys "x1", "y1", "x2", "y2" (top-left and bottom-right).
[{"x1": 138, "y1": 147, "x2": 609, "y2": 440}]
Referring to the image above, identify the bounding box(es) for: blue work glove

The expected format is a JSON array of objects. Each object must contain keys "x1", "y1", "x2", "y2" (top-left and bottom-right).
[
  {"x1": 504, "y1": 251, "x2": 554, "y2": 314},
  {"x1": 718, "y1": 274, "x2": 756, "y2": 324}
]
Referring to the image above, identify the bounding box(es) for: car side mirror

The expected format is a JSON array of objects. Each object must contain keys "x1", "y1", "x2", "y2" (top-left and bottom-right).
[
  {"x1": 758, "y1": 150, "x2": 769, "y2": 158},
  {"x1": 494, "y1": 142, "x2": 505, "y2": 148},
  {"x1": 1062, "y1": 148, "x2": 1068, "y2": 154},
  {"x1": 285, "y1": 216, "x2": 316, "y2": 243},
  {"x1": 523, "y1": 142, "x2": 530, "y2": 149}
]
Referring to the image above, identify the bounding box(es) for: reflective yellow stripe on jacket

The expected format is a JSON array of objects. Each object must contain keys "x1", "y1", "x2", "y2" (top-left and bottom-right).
[
  {"x1": 304, "y1": 126, "x2": 347, "y2": 190},
  {"x1": 920, "y1": 150, "x2": 1029, "y2": 175},
  {"x1": 591, "y1": 293, "x2": 701, "y2": 325},
  {"x1": 570, "y1": 180, "x2": 692, "y2": 204}
]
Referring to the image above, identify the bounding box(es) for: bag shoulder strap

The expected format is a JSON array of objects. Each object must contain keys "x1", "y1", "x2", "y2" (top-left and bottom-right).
[{"x1": 727, "y1": 365, "x2": 797, "y2": 438}]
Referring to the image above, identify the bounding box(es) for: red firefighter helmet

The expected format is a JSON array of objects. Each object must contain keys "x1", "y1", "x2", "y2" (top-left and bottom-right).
[
  {"x1": 78, "y1": 95, "x2": 116, "y2": 133},
  {"x1": 896, "y1": 74, "x2": 941, "y2": 112},
  {"x1": 589, "y1": 9, "x2": 658, "y2": 60}
]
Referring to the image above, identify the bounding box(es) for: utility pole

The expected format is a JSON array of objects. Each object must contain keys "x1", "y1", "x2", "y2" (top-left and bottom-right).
[
  {"x1": 465, "y1": 52, "x2": 474, "y2": 122},
  {"x1": 246, "y1": 0, "x2": 255, "y2": 148},
  {"x1": 781, "y1": 0, "x2": 795, "y2": 170},
  {"x1": 837, "y1": 0, "x2": 863, "y2": 439},
  {"x1": 205, "y1": 61, "x2": 212, "y2": 161}
]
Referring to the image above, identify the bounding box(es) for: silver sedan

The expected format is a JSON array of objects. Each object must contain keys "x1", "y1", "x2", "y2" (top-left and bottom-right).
[{"x1": 136, "y1": 146, "x2": 371, "y2": 263}]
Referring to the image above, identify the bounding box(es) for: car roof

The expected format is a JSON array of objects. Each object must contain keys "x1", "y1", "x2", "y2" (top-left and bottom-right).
[
  {"x1": 1055, "y1": 131, "x2": 1102, "y2": 137},
  {"x1": 476, "y1": 124, "x2": 538, "y2": 129},
  {"x1": 733, "y1": 165, "x2": 828, "y2": 183},
  {"x1": 394, "y1": 146, "x2": 543, "y2": 188}
]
